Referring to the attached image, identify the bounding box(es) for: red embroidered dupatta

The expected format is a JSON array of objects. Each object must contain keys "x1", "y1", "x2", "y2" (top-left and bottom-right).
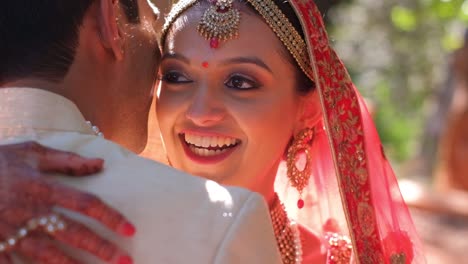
[{"x1": 274, "y1": 1, "x2": 426, "y2": 263}]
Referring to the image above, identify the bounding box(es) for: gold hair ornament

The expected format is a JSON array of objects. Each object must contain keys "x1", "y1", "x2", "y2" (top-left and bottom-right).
[
  {"x1": 197, "y1": 0, "x2": 241, "y2": 48},
  {"x1": 247, "y1": 0, "x2": 313, "y2": 81},
  {"x1": 161, "y1": 0, "x2": 313, "y2": 79}
]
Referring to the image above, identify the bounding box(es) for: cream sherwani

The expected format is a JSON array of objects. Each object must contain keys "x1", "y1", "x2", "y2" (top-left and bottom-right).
[{"x1": 0, "y1": 88, "x2": 281, "y2": 264}]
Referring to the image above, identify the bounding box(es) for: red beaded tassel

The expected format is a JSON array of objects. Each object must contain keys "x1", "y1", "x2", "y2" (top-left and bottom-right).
[
  {"x1": 297, "y1": 197, "x2": 305, "y2": 209},
  {"x1": 210, "y1": 37, "x2": 219, "y2": 49}
]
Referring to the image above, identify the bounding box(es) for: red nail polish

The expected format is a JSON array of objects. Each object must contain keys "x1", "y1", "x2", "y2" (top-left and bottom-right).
[
  {"x1": 95, "y1": 158, "x2": 105, "y2": 167},
  {"x1": 117, "y1": 255, "x2": 133, "y2": 264},
  {"x1": 120, "y1": 222, "x2": 136, "y2": 236}
]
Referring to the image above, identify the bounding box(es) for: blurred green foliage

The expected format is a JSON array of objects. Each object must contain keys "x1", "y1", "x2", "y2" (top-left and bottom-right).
[
  {"x1": 329, "y1": 0, "x2": 467, "y2": 164},
  {"x1": 391, "y1": 6, "x2": 418, "y2": 31}
]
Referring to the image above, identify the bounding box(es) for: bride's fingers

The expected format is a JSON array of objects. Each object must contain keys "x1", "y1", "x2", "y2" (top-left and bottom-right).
[
  {"x1": 39, "y1": 153, "x2": 104, "y2": 176},
  {"x1": 34, "y1": 145, "x2": 104, "y2": 176},
  {"x1": 52, "y1": 216, "x2": 132, "y2": 264},
  {"x1": 6, "y1": 141, "x2": 104, "y2": 176},
  {"x1": 3, "y1": 142, "x2": 133, "y2": 237},
  {"x1": 0, "y1": 220, "x2": 80, "y2": 264},
  {"x1": 0, "y1": 208, "x2": 130, "y2": 264},
  {"x1": 48, "y1": 183, "x2": 135, "y2": 237},
  {"x1": 13, "y1": 179, "x2": 134, "y2": 237},
  {"x1": 0, "y1": 253, "x2": 13, "y2": 264},
  {"x1": 18, "y1": 235, "x2": 81, "y2": 264}
]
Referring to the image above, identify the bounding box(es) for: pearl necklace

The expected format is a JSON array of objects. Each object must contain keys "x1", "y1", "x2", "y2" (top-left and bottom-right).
[
  {"x1": 85, "y1": 121, "x2": 104, "y2": 137},
  {"x1": 270, "y1": 194, "x2": 302, "y2": 264}
]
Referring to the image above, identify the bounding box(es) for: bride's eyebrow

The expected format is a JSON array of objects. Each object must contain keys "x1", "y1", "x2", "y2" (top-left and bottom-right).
[
  {"x1": 220, "y1": 56, "x2": 273, "y2": 73},
  {"x1": 161, "y1": 53, "x2": 190, "y2": 64}
]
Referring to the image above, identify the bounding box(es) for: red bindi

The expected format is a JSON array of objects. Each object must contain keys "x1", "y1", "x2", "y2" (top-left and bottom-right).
[{"x1": 202, "y1": 61, "x2": 209, "y2": 68}]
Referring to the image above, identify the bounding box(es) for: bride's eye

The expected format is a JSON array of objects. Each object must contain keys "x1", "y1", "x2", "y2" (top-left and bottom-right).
[
  {"x1": 225, "y1": 75, "x2": 259, "y2": 90},
  {"x1": 160, "y1": 71, "x2": 192, "y2": 84}
]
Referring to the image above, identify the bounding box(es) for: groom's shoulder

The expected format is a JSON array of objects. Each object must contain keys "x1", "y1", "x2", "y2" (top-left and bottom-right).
[
  {"x1": 34, "y1": 133, "x2": 267, "y2": 215},
  {"x1": 119, "y1": 144, "x2": 260, "y2": 205},
  {"x1": 87, "y1": 136, "x2": 265, "y2": 208},
  {"x1": 32, "y1": 135, "x2": 280, "y2": 263}
]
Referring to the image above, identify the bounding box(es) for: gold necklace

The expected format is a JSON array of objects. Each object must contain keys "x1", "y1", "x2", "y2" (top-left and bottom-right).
[{"x1": 270, "y1": 194, "x2": 302, "y2": 264}]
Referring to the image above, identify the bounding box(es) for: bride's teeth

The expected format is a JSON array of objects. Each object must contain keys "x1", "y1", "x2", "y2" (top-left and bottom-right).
[
  {"x1": 216, "y1": 137, "x2": 223, "y2": 147},
  {"x1": 225, "y1": 137, "x2": 232, "y2": 146},
  {"x1": 196, "y1": 136, "x2": 202, "y2": 146},
  {"x1": 184, "y1": 133, "x2": 238, "y2": 148},
  {"x1": 201, "y1": 137, "x2": 208, "y2": 147},
  {"x1": 184, "y1": 134, "x2": 191, "y2": 143},
  {"x1": 193, "y1": 147, "x2": 200, "y2": 155},
  {"x1": 189, "y1": 145, "x2": 229, "y2": 156},
  {"x1": 209, "y1": 137, "x2": 217, "y2": 147}
]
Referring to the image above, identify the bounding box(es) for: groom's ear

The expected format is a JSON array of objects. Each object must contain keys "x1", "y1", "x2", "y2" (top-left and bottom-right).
[{"x1": 98, "y1": 0, "x2": 125, "y2": 61}]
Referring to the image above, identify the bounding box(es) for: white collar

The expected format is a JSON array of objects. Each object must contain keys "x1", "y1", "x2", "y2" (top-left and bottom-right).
[{"x1": 0, "y1": 87, "x2": 95, "y2": 138}]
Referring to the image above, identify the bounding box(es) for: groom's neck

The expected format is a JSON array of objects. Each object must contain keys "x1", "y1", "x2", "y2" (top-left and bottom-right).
[
  {"x1": 0, "y1": 78, "x2": 64, "y2": 94},
  {"x1": 0, "y1": 74, "x2": 103, "y2": 123}
]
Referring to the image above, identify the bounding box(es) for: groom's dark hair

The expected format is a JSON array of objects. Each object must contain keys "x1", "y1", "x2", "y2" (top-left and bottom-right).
[{"x1": 0, "y1": 0, "x2": 140, "y2": 85}]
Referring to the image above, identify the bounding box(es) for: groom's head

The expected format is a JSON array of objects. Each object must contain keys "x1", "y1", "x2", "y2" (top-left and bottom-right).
[{"x1": 0, "y1": 0, "x2": 162, "y2": 153}]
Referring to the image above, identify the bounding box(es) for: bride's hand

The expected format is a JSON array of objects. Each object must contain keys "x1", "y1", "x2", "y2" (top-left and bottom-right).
[{"x1": 0, "y1": 142, "x2": 134, "y2": 264}]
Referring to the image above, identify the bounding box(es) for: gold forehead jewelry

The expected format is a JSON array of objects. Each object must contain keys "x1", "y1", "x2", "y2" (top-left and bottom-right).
[
  {"x1": 161, "y1": 0, "x2": 313, "y2": 81},
  {"x1": 247, "y1": 0, "x2": 313, "y2": 81},
  {"x1": 197, "y1": 0, "x2": 241, "y2": 48}
]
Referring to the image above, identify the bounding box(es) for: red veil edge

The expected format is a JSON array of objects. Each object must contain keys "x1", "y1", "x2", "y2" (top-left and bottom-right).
[{"x1": 275, "y1": 1, "x2": 426, "y2": 263}]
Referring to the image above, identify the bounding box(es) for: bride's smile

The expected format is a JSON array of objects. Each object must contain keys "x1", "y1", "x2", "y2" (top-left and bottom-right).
[{"x1": 180, "y1": 131, "x2": 241, "y2": 161}]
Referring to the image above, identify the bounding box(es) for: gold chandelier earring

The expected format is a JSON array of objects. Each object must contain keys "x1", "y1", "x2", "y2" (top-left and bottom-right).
[{"x1": 286, "y1": 127, "x2": 315, "y2": 209}]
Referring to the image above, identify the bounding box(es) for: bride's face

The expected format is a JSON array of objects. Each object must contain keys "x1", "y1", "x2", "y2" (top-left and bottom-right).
[{"x1": 156, "y1": 4, "x2": 304, "y2": 192}]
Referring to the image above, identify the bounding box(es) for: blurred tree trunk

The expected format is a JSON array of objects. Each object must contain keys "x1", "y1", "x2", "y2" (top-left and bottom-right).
[{"x1": 432, "y1": 31, "x2": 468, "y2": 190}]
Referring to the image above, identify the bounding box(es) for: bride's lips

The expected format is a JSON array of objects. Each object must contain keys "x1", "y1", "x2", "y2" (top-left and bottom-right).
[{"x1": 179, "y1": 131, "x2": 241, "y2": 164}]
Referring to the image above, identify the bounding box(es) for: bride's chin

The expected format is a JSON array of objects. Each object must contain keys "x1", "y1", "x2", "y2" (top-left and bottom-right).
[
  {"x1": 192, "y1": 171, "x2": 223, "y2": 182},
  {"x1": 175, "y1": 162, "x2": 217, "y2": 178}
]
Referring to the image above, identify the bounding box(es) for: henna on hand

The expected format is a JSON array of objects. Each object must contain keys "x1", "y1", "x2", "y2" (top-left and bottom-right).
[
  {"x1": 0, "y1": 141, "x2": 104, "y2": 176},
  {"x1": 0, "y1": 141, "x2": 135, "y2": 263}
]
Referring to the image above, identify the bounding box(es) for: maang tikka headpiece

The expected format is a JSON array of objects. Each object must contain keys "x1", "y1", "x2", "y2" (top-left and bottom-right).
[
  {"x1": 162, "y1": 0, "x2": 314, "y2": 80},
  {"x1": 197, "y1": 0, "x2": 241, "y2": 48}
]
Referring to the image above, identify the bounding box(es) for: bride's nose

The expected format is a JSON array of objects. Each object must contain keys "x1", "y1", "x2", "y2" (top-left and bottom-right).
[{"x1": 185, "y1": 86, "x2": 226, "y2": 126}]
